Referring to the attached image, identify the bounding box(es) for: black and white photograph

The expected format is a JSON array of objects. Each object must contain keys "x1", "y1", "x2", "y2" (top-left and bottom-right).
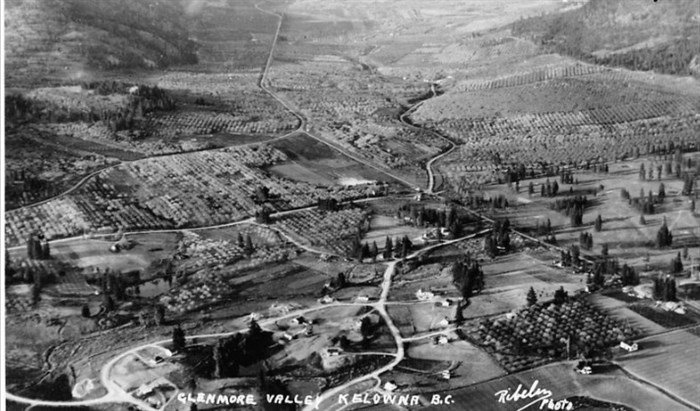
[{"x1": 2, "y1": 0, "x2": 700, "y2": 410}]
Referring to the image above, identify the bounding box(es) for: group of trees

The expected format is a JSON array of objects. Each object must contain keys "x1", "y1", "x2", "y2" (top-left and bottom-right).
[
  {"x1": 550, "y1": 196, "x2": 588, "y2": 226},
  {"x1": 255, "y1": 207, "x2": 272, "y2": 224},
  {"x1": 254, "y1": 186, "x2": 271, "y2": 204},
  {"x1": 653, "y1": 275, "x2": 678, "y2": 302},
  {"x1": 619, "y1": 264, "x2": 640, "y2": 286},
  {"x1": 353, "y1": 234, "x2": 413, "y2": 261},
  {"x1": 26, "y1": 233, "x2": 50, "y2": 260},
  {"x1": 534, "y1": 218, "x2": 553, "y2": 237},
  {"x1": 656, "y1": 217, "x2": 673, "y2": 248},
  {"x1": 7, "y1": 173, "x2": 62, "y2": 207},
  {"x1": 579, "y1": 232, "x2": 594, "y2": 251},
  {"x1": 211, "y1": 319, "x2": 273, "y2": 378},
  {"x1": 237, "y1": 232, "x2": 256, "y2": 255},
  {"x1": 317, "y1": 198, "x2": 340, "y2": 212},
  {"x1": 670, "y1": 252, "x2": 684, "y2": 274},
  {"x1": 6, "y1": 84, "x2": 176, "y2": 131},
  {"x1": 398, "y1": 205, "x2": 458, "y2": 229},
  {"x1": 352, "y1": 237, "x2": 380, "y2": 261},
  {"x1": 625, "y1": 186, "x2": 666, "y2": 215},
  {"x1": 540, "y1": 179, "x2": 560, "y2": 197},
  {"x1": 452, "y1": 254, "x2": 485, "y2": 322},
  {"x1": 484, "y1": 219, "x2": 511, "y2": 257},
  {"x1": 560, "y1": 245, "x2": 582, "y2": 268}
]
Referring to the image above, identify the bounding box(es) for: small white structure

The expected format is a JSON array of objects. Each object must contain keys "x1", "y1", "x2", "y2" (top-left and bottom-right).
[
  {"x1": 436, "y1": 317, "x2": 450, "y2": 328},
  {"x1": 440, "y1": 370, "x2": 451, "y2": 380},
  {"x1": 129, "y1": 86, "x2": 139, "y2": 94},
  {"x1": 383, "y1": 381, "x2": 397, "y2": 392},
  {"x1": 620, "y1": 341, "x2": 639, "y2": 352},
  {"x1": 433, "y1": 335, "x2": 449, "y2": 345},
  {"x1": 435, "y1": 299, "x2": 450, "y2": 307},
  {"x1": 416, "y1": 289, "x2": 435, "y2": 301},
  {"x1": 660, "y1": 301, "x2": 686, "y2": 315},
  {"x1": 249, "y1": 312, "x2": 262, "y2": 321},
  {"x1": 322, "y1": 347, "x2": 342, "y2": 357},
  {"x1": 319, "y1": 295, "x2": 334, "y2": 304},
  {"x1": 356, "y1": 296, "x2": 369, "y2": 303}
]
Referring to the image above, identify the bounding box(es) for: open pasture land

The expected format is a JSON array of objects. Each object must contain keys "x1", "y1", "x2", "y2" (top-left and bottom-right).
[
  {"x1": 5, "y1": 145, "x2": 374, "y2": 246},
  {"x1": 390, "y1": 250, "x2": 583, "y2": 317},
  {"x1": 18, "y1": 233, "x2": 181, "y2": 276},
  {"x1": 386, "y1": 303, "x2": 455, "y2": 338},
  {"x1": 226, "y1": 260, "x2": 333, "y2": 300},
  {"x1": 405, "y1": 337, "x2": 507, "y2": 388},
  {"x1": 362, "y1": 215, "x2": 428, "y2": 250},
  {"x1": 422, "y1": 362, "x2": 694, "y2": 411},
  {"x1": 270, "y1": 133, "x2": 407, "y2": 187},
  {"x1": 482, "y1": 165, "x2": 700, "y2": 263},
  {"x1": 617, "y1": 328, "x2": 700, "y2": 408}
]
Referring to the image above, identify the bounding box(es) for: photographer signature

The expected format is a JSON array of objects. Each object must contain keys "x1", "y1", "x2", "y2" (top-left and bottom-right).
[{"x1": 495, "y1": 380, "x2": 573, "y2": 411}]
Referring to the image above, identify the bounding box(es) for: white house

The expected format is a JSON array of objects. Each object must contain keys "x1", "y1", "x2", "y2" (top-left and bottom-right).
[
  {"x1": 416, "y1": 289, "x2": 435, "y2": 301},
  {"x1": 383, "y1": 381, "x2": 397, "y2": 392},
  {"x1": 433, "y1": 335, "x2": 449, "y2": 345},
  {"x1": 322, "y1": 347, "x2": 342, "y2": 357},
  {"x1": 436, "y1": 317, "x2": 450, "y2": 328},
  {"x1": 620, "y1": 341, "x2": 639, "y2": 352}
]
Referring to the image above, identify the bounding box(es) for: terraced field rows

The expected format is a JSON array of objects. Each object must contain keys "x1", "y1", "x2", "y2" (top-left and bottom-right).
[
  {"x1": 437, "y1": 115, "x2": 700, "y2": 175},
  {"x1": 455, "y1": 63, "x2": 608, "y2": 91},
  {"x1": 147, "y1": 109, "x2": 298, "y2": 137}
]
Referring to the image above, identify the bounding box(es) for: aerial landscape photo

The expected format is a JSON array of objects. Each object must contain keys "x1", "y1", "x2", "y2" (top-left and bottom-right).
[{"x1": 2, "y1": 0, "x2": 700, "y2": 410}]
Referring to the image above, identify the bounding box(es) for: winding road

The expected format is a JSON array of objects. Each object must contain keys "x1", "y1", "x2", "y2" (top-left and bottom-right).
[{"x1": 4, "y1": 2, "x2": 627, "y2": 411}]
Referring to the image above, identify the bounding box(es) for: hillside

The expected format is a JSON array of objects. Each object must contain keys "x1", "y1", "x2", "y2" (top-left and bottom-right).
[
  {"x1": 4, "y1": 0, "x2": 198, "y2": 87},
  {"x1": 511, "y1": 0, "x2": 700, "y2": 76}
]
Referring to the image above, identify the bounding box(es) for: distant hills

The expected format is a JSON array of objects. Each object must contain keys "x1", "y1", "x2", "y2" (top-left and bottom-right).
[
  {"x1": 511, "y1": 0, "x2": 700, "y2": 76},
  {"x1": 4, "y1": 0, "x2": 199, "y2": 87}
]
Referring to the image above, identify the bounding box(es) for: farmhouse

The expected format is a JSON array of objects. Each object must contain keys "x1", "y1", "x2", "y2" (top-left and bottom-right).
[
  {"x1": 620, "y1": 341, "x2": 639, "y2": 352},
  {"x1": 416, "y1": 289, "x2": 435, "y2": 301}
]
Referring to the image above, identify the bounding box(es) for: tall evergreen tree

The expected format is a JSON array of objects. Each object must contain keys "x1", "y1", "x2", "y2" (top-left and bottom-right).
[
  {"x1": 594, "y1": 215, "x2": 603, "y2": 232},
  {"x1": 526, "y1": 287, "x2": 538, "y2": 306},
  {"x1": 173, "y1": 325, "x2": 186, "y2": 352},
  {"x1": 383, "y1": 236, "x2": 393, "y2": 260}
]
